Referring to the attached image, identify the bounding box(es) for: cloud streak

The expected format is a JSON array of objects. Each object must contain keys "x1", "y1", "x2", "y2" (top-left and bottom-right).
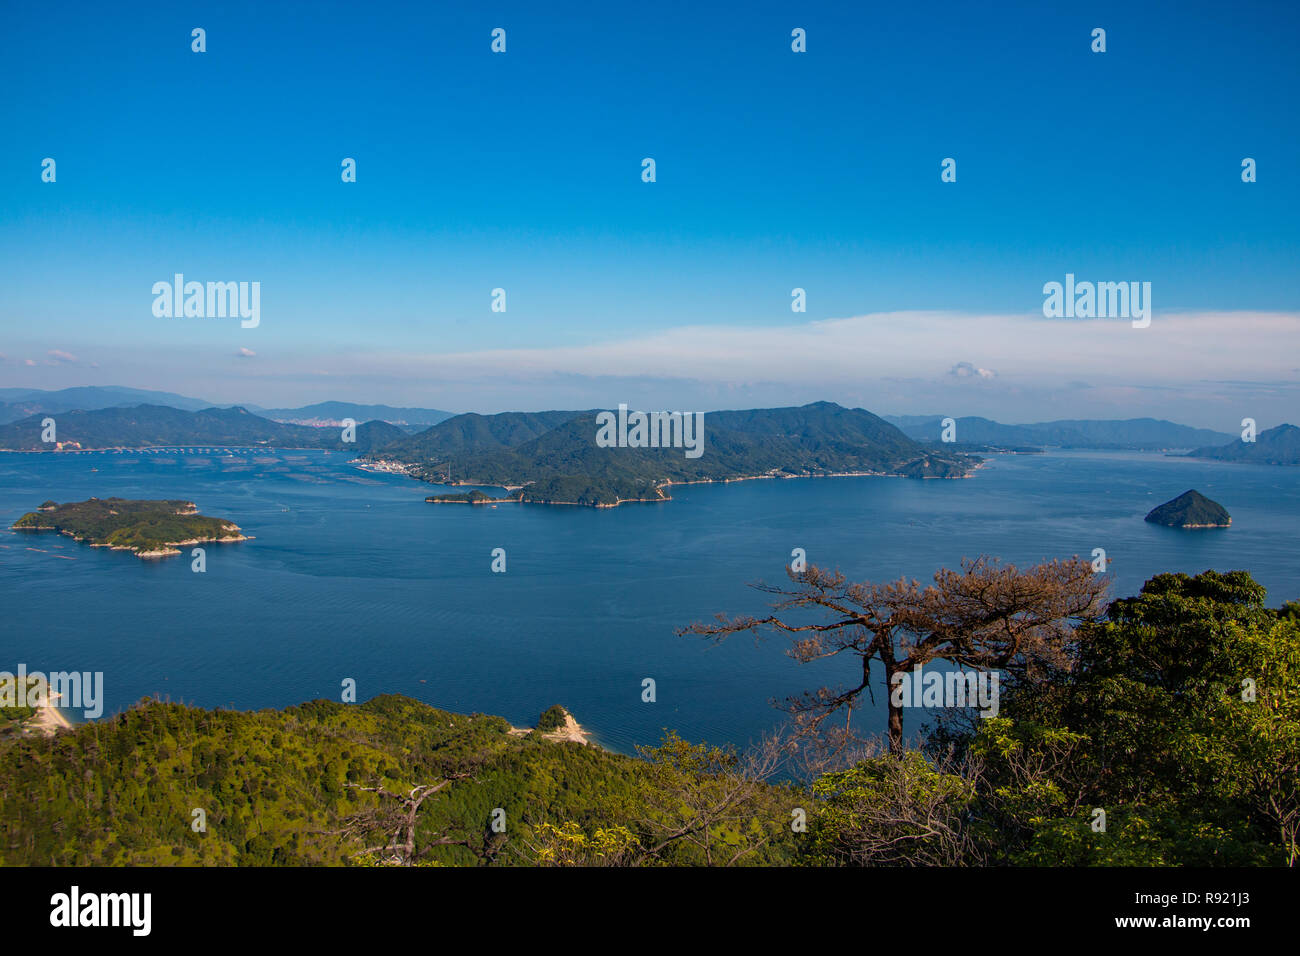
[
  {"x1": 390, "y1": 310, "x2": 1300, "y2": 388},
  {"x1": 6, "y1": 311, "x2": 1296, "y2": 428}
]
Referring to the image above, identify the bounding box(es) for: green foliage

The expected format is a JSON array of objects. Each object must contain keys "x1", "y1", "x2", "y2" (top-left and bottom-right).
[
  {"x1": 0, "y1": 675, "x2": 40, "y2": 733},
  {"x1": 961, "y1": 569, "x2": 1300, "y2": 865},
  {"x1": 806, "y1": 751, "x2": 977, "y2": 865},
  {"x1": 526, "y1": 822, "x2": 641, "y2": 866},
  {"x1": 0, "y1": 696, "x2": 796, "y2": 867},
  {"x1": 1015, "y1": 807, "x2": 1271, "y2": 866},
  {"x1": 536, "y1": 705, "x2": 568, "y2": 732},
  {"x1": 628, "y1": 731, "x2": 799, "y2": 866}
]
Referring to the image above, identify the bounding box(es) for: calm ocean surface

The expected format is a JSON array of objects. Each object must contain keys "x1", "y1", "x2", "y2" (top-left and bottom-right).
[{"x1": 1, "y1": 448, "x2": 1297, "y2": 753}]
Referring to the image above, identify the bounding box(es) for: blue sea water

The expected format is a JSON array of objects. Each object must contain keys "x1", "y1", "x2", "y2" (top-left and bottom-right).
[{"x1": 1, "y1": 448, "x2": 1296, "y2": 754}]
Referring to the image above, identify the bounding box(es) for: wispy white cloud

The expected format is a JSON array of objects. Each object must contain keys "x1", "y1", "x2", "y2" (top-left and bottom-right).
[
  {"x1": 8, "y1": 310, "x2": 1296, "y2": 428},
  {"x1": 380, "y1": 310, "x2": 1300, "y2": 389},
  {"x1": 253, "y1": 309, "x2": 1296, "y2": 425}
]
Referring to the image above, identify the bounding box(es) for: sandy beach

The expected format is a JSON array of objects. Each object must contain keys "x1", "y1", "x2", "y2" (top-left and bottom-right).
[{"x1": 29, "y1": 697, "x2": 73, "y2": 735}]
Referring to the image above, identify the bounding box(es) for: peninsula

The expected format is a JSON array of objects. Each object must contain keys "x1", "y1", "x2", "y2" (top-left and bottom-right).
[
  {"x1": 11, "y1": 497, "x2": 248, "y2": 558},
  {"x1": 507, "y1": 705, "x2": 596, "y2": 747}
]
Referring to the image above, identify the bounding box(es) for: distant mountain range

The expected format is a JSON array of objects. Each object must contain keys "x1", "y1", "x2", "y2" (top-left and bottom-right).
[
  {"x1": 884, "y1": 415, "x2": 1235, "y2": 450},
  {"x1": 0, "y1": 405, "x2": 405, "y2": 454},
  {"x1": 251, "y1": 402, "x2": 454, "y2": 428},
  {"x1": 0, "y1": 387, "x2": 454, "y2": 428},
  {"x1": 1186, "y1": 424, "x2": 1300, "y2": 465},
  {"x1": 0, "y1": 386, "x2": 216, "y2": 422}
]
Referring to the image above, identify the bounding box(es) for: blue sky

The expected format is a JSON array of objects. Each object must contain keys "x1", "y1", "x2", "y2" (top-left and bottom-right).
[{"x1": 1, "y1": 0, "x2": 1297, "y2": 425}]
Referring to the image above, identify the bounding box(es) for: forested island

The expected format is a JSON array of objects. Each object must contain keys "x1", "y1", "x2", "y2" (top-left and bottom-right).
[
  {"x1": 0, "y1": 565, "x2": 1295, "y2": 867},
  {"x1": 391, "y1": 402, "x2": 979, "y2": 508},
  {"x1": 1144, "y1": 489, "x2": 1232, "y2": 528},
  {"x1": 11, "y1": 497, "x2": 246, "y2": 558}
]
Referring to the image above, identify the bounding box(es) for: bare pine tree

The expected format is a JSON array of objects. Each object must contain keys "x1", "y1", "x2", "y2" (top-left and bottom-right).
[{"x1": 679, "y1": 556, "x2": 1109, "y2": 754}]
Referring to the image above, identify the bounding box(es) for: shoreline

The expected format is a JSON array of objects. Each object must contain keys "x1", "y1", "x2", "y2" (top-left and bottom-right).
[
  {"x1": 420, "y1": 465, "x2": 979, "y2": 510},
  {"x1": 14, "y1": 525, "x2": 251, "y2": 560}
]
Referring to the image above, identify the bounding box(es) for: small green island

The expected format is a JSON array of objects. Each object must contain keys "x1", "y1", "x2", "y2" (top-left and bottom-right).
[
  {"x1": 11, "y1": 497, "x2": 247, "y2": 558},
  {"x1": 1144, "y1": 489, "x2": 1232, "y2": 528},
  {"x1": 425, "y1": 489, "x2": 520, "y2": 505}
]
